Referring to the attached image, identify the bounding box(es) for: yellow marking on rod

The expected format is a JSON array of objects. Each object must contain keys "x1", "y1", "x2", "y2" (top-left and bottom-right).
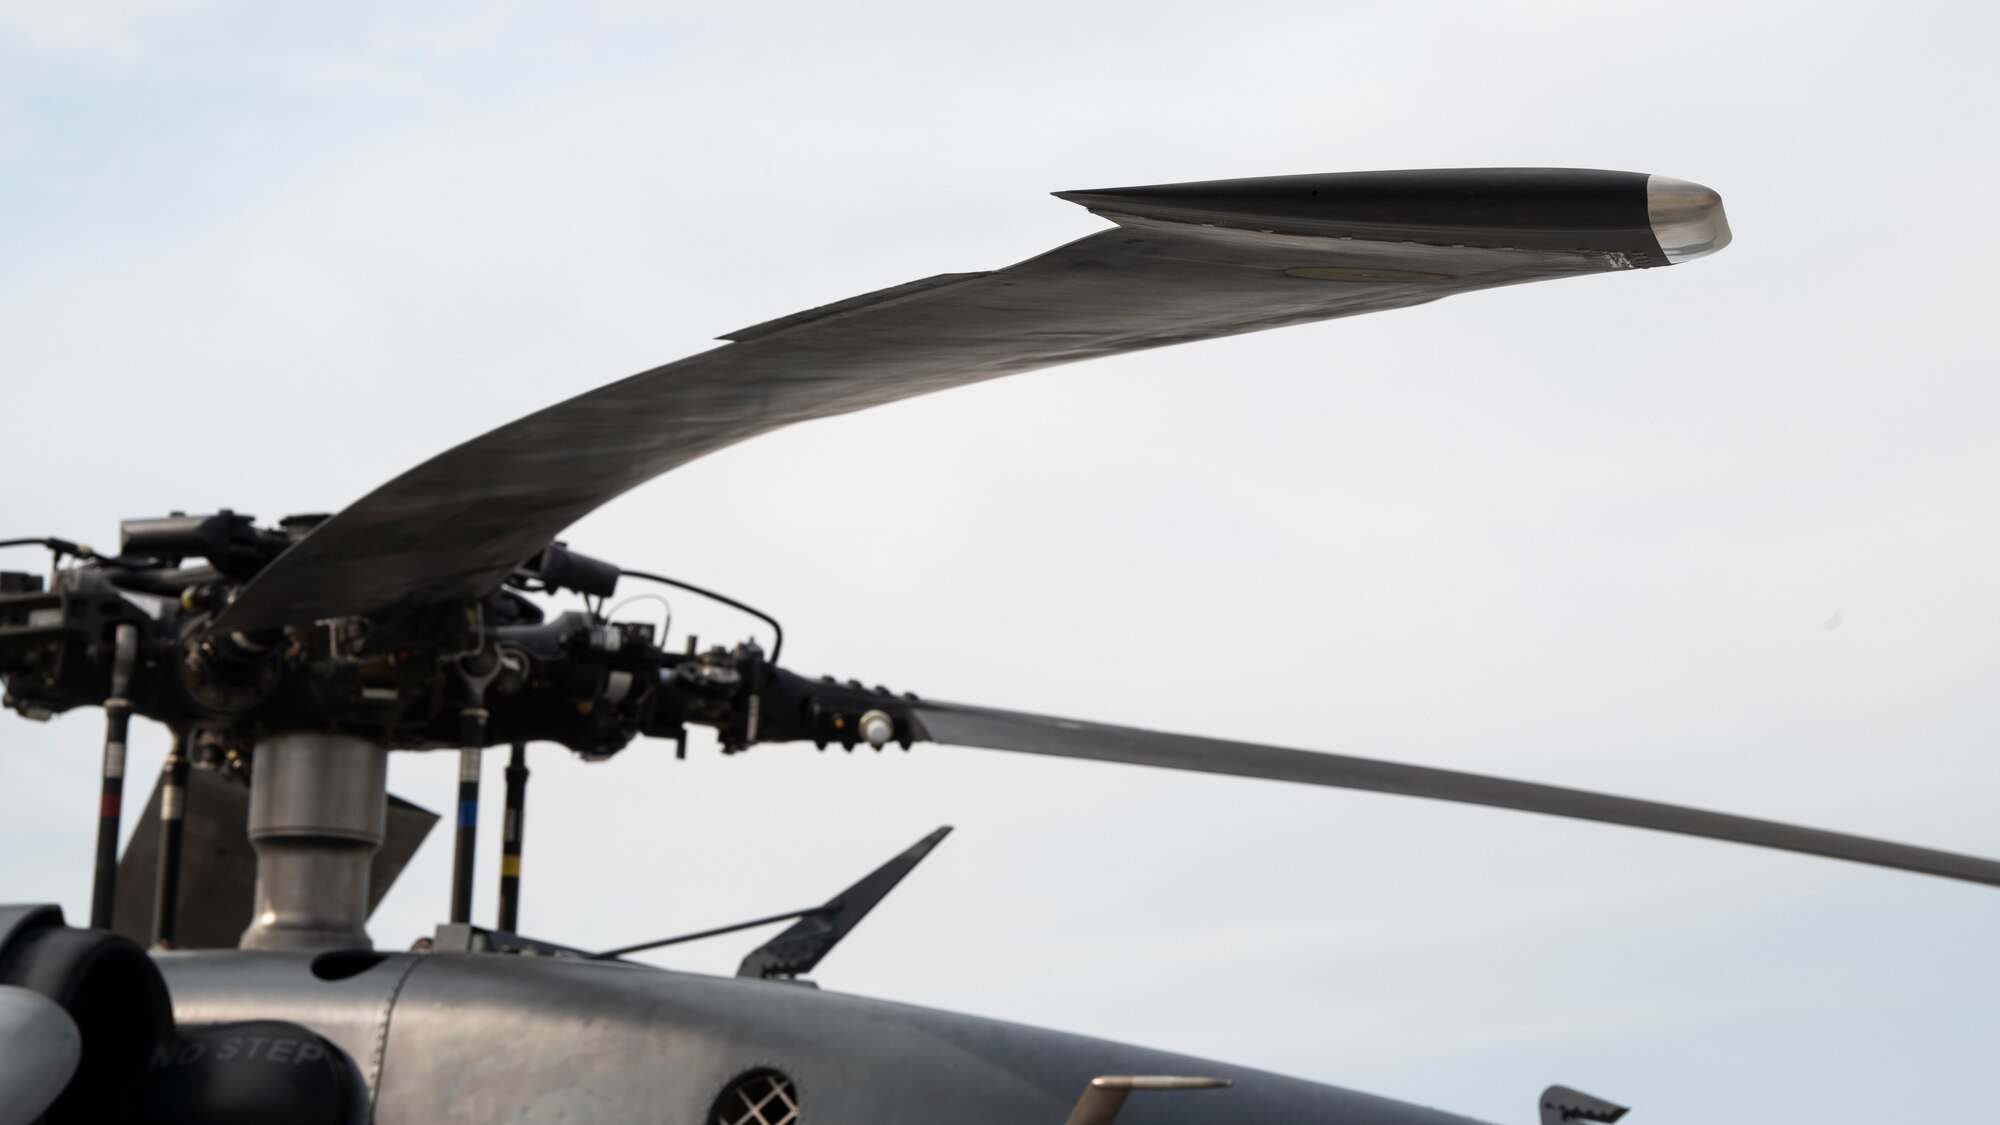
[{"x1": 501, "y1": 855, "x2": 521, "y2": 877}]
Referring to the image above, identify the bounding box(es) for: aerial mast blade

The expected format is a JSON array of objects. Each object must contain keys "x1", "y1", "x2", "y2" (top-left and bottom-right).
[{"x1": 736, "y1": 826, "x2": 952, "y2": 979}]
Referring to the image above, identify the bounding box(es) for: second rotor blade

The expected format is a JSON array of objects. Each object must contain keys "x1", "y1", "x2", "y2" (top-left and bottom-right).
[
  {"x1": 911, "y1": 701, "x2": 2000, "y2": 889},
  {"x1": 213, "y1": 168, "x2": 1718, "y2": 632}
]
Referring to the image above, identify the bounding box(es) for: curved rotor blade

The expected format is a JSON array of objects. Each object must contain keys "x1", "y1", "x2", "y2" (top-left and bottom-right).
[
  {"x1": 215, "y1": 169, "x2": 1727, "y2": 631},
  {"x1": 909, "y1": 701, "x2": 2000, "y2": 888}
]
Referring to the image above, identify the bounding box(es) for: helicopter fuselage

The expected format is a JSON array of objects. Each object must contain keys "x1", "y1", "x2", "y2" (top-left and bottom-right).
[{"x1": 155, "y1": 946, "x2": 1488, "y2": 1125}]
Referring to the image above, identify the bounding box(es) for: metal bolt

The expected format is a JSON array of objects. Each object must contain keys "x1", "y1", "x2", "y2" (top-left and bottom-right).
[{"x1": 859, "y1": 709, "x2": 893, "y2": 750}]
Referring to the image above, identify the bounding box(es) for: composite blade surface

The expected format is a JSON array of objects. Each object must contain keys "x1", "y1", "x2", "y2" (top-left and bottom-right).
[
  {"x1": 217, "y1": 169, "x2": 1716, "y2": 631},
  {"x1": 912, "y1": 700, "x2": 2000, "y2": 888}
]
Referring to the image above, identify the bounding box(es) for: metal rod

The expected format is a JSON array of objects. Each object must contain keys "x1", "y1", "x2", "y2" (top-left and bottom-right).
[
  {"x1": 89, "y1": 624, "x2": 139, "y2": 930},
  {"x1": 496, "y1": 741, "x2": 528, "y2": 932},
  {"x1": 450, "y1": 744, "x2": 481, "y2": 925},
  {"x1": 89, "y1": 701, "x2": 130, "y2": 929},
  {"x1": 592, "y1": 907, "x2": 827, "y2": 959},
  {"x1": 149, "y1": 729, "x2": 191, "y2": 947}
]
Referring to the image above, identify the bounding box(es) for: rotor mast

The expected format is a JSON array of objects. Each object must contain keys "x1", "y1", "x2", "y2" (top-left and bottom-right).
[{"x1": 239, "y1": 732, "x2": 387, "y2": 951}]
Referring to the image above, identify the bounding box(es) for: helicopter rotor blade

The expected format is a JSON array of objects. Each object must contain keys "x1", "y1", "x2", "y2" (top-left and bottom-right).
[
  {"x1": 213, "y1": 169, "x2": 1727, "y2": 632},
  {"x1": 907, "y1": 700, "x2": 2000, "y2": 889}
]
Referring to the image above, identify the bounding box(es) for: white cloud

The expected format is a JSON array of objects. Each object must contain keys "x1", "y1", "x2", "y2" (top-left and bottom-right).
[{"x1": 0, "y1": 0, "x2": 210, "y2": 59}]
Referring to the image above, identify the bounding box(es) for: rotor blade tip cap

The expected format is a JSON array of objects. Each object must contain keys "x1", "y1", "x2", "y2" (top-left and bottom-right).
[{"x1": 1645, "y1": 175, "x2": 1731, "y2": 263}]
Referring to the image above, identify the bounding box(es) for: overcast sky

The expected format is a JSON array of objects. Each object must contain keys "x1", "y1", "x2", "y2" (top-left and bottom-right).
[{"x1": 3, "y1": 2, "x2": 1997, "y2": 1122}]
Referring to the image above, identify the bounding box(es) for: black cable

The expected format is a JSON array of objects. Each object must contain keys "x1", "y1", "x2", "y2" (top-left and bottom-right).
[
  {"x1": 0, "y1": 537, "x2": 72, "y2": 557},
  {"x1": 619, "y1": 569, "x2": 783, "y2": 665},
  {"x1": 590, "y1": 906, "x2": 827, "y2": 959},
  {"x1": 1, "y1": 537, "x2": 145, "y2": 567}
]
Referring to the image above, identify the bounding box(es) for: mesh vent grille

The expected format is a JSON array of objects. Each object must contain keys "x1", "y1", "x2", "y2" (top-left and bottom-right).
[{"x1": 711, "y1": 1069, "x2": 799, "y2": 1125}]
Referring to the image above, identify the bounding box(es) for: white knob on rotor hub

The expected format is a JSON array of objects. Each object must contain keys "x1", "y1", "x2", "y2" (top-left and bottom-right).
[{"x1": 859, "y1": 709, "x2": 894, "y2": 749}]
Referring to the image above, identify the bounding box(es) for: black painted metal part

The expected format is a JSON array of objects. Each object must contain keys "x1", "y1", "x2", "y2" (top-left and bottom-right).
[
  {"x1": 150, "y1": 731, "x2": 191, "y2": 948},
  {"x1": 736, "y1": 826, "x2": 952, "y2": 980},
  {"x1": 496, "y1": 742, "x2": 528, "y2": 933}
]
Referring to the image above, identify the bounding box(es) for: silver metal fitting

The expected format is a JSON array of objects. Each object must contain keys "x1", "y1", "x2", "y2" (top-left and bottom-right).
[
  {"x1": 239, "y1": 732, "x2": 388, "y2": 951},
  {"x1": 859, "y1": 709, "x2": 894, "y2": 749},
  {"x1": 1646, "y1": 175, "x2": 1732, "y2": 264}
]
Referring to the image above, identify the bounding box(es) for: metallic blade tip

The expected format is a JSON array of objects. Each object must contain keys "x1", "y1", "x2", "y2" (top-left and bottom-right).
[{"x1": 1646, "y1": 175, "x2": 1732, "y2": 264}]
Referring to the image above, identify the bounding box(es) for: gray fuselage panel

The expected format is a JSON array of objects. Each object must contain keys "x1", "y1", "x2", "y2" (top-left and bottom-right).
[{"x1": 157, "y1": 951, "x2": 1490, "y2": 1124}]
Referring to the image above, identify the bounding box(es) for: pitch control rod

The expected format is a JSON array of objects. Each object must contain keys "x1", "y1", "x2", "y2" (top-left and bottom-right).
[
  {"x1": 149, "y1": 729, "x2": 191, "y2": 947},
  {"x1": 450, "y1": 652, "x2": 501, "y2": 925},
  {"x1": 450, "y1": 746, "x2": 481, "y2": 925},
  {"x1": 495, "y1": 741, "x2": 528, "y2": 932},
  {"x1": 88, "y1": 623, "x2": 139, "y2": 929}
]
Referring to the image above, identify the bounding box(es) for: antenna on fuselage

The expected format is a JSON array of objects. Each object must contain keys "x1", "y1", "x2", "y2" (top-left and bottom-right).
[
  {"x1": 735, "y1": 825, "x2": 952, "y2": 980},
  {"x1": 582, "y1": 826, "x2": 952, "y2": 975}
]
